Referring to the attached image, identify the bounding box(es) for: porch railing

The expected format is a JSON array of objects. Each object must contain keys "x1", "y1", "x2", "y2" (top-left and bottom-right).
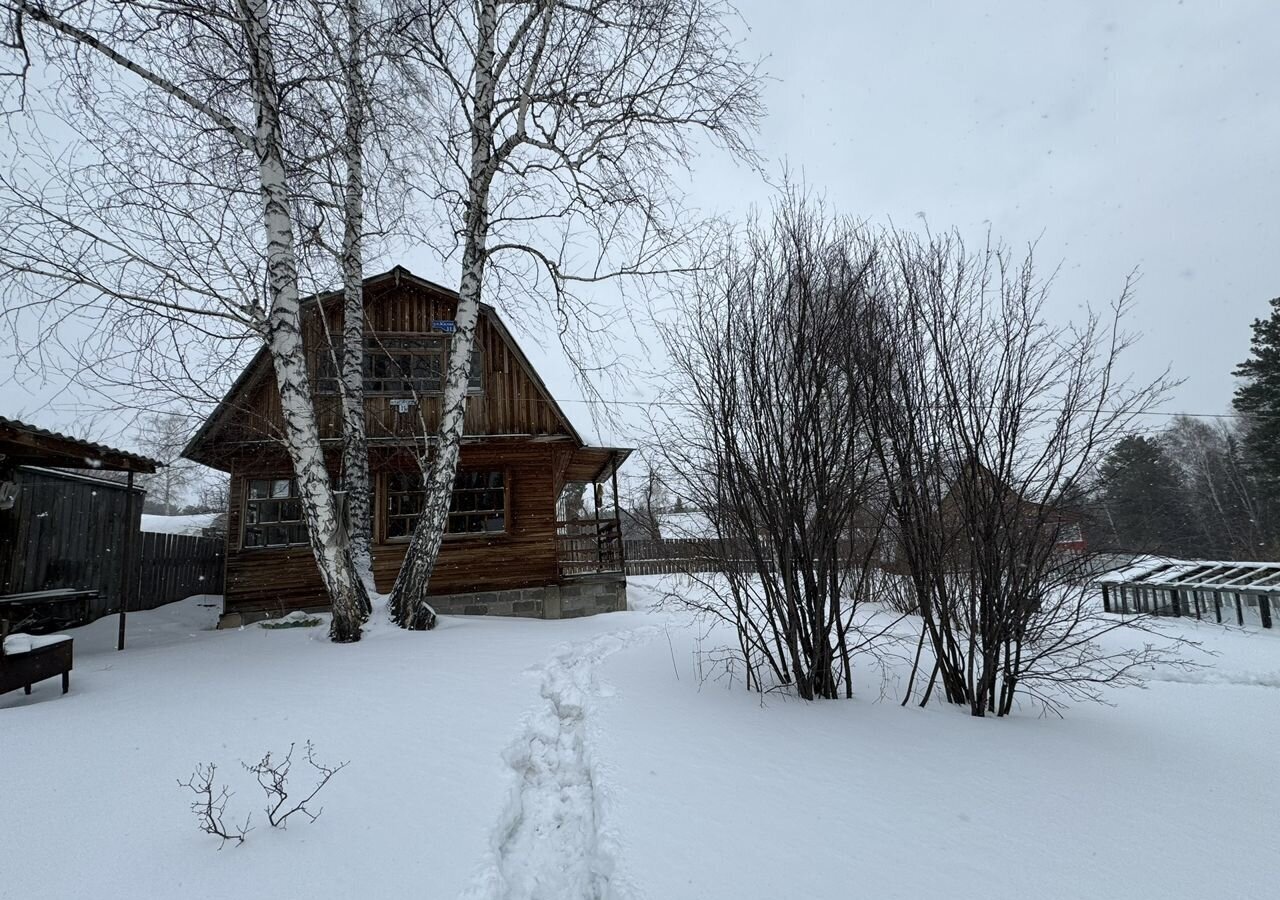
[{"x1": 556, "y1": 519, "x2": 624, "y2": 577}]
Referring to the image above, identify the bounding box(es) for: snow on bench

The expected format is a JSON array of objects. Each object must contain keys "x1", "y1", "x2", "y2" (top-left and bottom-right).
[{"x1": 1, "y1": 633, "x2": 74, "y2": 698}]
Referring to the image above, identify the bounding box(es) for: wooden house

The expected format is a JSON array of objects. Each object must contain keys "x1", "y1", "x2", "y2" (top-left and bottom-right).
[
  {"x1": 183, "y1": 267, "x2": 632, "y2": 627},
  {"x1": 882, "y1": 457, "x2": 1087, "y2": 572}
]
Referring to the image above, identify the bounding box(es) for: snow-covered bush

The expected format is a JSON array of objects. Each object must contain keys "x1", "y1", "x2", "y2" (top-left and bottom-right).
[{"x1": 655, "y1": 191, "x2": 1190, "y2": 713}]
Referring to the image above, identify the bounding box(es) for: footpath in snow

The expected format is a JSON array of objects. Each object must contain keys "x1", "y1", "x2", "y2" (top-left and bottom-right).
[{"x1": 464, "y1": 628, "x2": 653, "y2": 900}]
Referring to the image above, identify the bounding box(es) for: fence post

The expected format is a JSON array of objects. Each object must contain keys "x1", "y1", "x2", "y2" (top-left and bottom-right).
[
  {"x1": 117, "y1": 471, "x2": 137, "y2": 651},
  {"x1": 1261, "y1": 595, "x2": 1273, "y2": 629}
]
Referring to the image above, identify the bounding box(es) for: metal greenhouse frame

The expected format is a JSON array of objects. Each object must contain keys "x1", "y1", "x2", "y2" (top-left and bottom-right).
[{"x1": 1096, "y1": 557, "x2": 1280, "y2": 628}]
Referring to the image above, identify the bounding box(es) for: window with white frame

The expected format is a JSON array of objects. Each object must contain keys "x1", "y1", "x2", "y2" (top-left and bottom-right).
[{"x1": 243, "y1": 478, "x2": 308, "y2": 548}]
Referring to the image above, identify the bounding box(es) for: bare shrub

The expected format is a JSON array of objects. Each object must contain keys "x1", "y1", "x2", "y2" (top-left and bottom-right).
[
  {"x1": 654, "y1": 195, "x2": 900, "y2": 700},
  {"x1": 875, "y1": 571, "x2": 920, "y2": 615},
  {"x1": 177, "y1": 763, "x2": 251, "y2": 849},
  {"x1": 656, "y1": 191, "x2": 1194, "y2": 714},
  {"x1": 244, "y1": 740, "x2": 348, "y2": 828},
  {"x1": 861, "y1": 229, "x2": 1192, "y2": 716},
  {"x1": 179, "y1": 741, "x2": 346, "y2": 847}
]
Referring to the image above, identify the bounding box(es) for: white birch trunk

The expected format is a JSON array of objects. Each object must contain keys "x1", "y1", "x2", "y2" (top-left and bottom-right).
[
  {"x1": 338, "y1": 0, "x2": 373, "y2": 582},
  {"x1": 21, "y1": 0, "x2": 377, "y2": 641},
  {"x1": 240, "y1": 0, "x2": 370, "y2": 640},
  {"x1": 388, "y1": 0, "x2": 500, "y2": 629}
]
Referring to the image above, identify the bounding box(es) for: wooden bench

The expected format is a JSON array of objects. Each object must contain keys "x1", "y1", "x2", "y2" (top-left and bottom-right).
[
  {"x1": 0, "y1": 589, "x2": 96, "y2": 633},
  {"x1": 0, "y1": 635, "x2": 73, "y2": 697}
]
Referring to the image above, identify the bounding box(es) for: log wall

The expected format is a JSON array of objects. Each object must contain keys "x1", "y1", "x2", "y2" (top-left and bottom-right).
[{"x1": 222, "y1": 441, "x2": 569, "y2": 616}]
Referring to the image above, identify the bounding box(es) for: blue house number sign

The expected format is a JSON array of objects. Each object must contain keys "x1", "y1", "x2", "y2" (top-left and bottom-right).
[{"x1": 432, "y1": 319, "x2": 457, "y2": 334}]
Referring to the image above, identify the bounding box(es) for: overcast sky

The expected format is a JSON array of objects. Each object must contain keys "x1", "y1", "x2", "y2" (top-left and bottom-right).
[
  {"x1": 524, "y1": 0, "x2": 1280, "y2": 445},
  {"x1": 3, "y1": 0, "x2": 1277, "y2": 454},
  {"x1": 687, "y1": 0, "x2": 1280, "y2": 411}
]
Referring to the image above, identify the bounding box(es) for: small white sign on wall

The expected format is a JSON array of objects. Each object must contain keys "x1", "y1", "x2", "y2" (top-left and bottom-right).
[{"x1": 390, "y1": 398, "x2": 416, "y2": 414}]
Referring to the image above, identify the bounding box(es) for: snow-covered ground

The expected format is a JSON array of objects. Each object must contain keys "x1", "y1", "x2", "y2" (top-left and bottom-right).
[
  {"x1": 139, "y1": 512, "x2": 221, "y2": 535},
  {"x1": 3, "y1": 577, "x2": 1278, "y2": 899}
]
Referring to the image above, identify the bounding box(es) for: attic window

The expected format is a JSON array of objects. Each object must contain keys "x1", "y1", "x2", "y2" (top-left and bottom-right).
[{"x1": 316, "y1": 335, "x2": 483, "y2": 396}]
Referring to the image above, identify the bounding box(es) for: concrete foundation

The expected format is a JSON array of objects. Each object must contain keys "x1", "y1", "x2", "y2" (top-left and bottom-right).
[
  {"x1": 217, "y1": 575, "x2": 628, "y2": 628},
  {"x1": 427, "y1": 574, "x2": 628, "y2": 619}
]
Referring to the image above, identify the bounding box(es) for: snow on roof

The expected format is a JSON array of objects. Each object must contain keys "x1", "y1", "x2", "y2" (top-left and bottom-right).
[
  {"x1": 0, "y1": 415, "x2": 160, "y2": 472},
  {"x1": 140, "y1": 513, "x2": 221, "y2": 536}
]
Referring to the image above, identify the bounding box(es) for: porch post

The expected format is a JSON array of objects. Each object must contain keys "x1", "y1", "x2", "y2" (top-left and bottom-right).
[
  {"x1": 594, "y1": 482, "x2": 604, "y2": 573},
  {"x1": 1101, "y1": 583, "x2": 1111, "y2": 613},
  {"x1": 611, "y1": 451, "x2": 627, "y2": 576}
]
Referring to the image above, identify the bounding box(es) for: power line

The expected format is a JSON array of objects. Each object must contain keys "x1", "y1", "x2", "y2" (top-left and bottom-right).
[{"x1": 549, "y1": 396, "x2": 1269, "y2": 421}]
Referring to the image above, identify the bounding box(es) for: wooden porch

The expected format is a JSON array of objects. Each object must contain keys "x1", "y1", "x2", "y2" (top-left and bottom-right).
[
  {"x1": 556, "y1": 518, "x2": 625, "y2": 578},
  {"x1": 555, "y1": 445, "x2": 629, "y2": 579}
]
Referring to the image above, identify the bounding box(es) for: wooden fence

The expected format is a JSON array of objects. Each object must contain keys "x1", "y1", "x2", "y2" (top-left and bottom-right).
[
  {"x1": 622, "y1": 538, "x2": 893, "y2": 577},
  {"x1": 623, "y1": 538, "x2": 747, "y2": 576},
  {"x1": 134, "y1": 532, "x2": 225, "y2": 611},
  {"x1": 0, "y1": 467, "x2": 140, "y2": 620}
]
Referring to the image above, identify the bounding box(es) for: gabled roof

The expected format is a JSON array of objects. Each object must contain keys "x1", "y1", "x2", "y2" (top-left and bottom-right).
[
  {"x1": 183, "y1": 266, "x2": 585, "y2": 462},
  {"x1": 0, "y1": 416, "x2": 159, "y2": 473}
]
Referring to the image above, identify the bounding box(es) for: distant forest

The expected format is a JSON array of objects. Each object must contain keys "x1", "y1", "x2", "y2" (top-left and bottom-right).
[{"x1": 1088, "y1": 296, "x2": 1280, "y2": 559}]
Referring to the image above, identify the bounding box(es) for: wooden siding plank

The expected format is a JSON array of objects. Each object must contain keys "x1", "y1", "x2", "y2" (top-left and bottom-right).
[
  {"x1": 222, "y1": 441, "x2": 563, "y2": 616},
  {"x1": 212, "y1": 279, "x2": 578, "y2": 453}
]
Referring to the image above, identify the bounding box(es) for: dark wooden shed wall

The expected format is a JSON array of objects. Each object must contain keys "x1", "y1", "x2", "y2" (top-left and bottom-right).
[{"x1": 0, "y1": 468, "x2": 140, "y2": 619}]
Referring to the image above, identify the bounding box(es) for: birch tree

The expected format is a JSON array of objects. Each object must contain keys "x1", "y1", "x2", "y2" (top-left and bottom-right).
[
  {"x1": 137, "y1": 411, "x2": 200, "y2": 515},
  {"x1": 292, "y1": 0, "x2": 423, "y2": 580},
  {"x1": 386, "y1": 0, "x2": 763, "y2": 629},
  {"x1": 3, "y1": 0, "x2": 372, "y2": 641}
]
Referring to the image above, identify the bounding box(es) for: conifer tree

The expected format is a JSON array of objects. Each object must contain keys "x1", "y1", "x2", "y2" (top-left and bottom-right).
[
  {"x1": 1098, "y1": 435, "x2": 1193, "y2": 555},
  {"x1": 1233, "y1": 296, "x2": 1280, "y2": 483}
]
